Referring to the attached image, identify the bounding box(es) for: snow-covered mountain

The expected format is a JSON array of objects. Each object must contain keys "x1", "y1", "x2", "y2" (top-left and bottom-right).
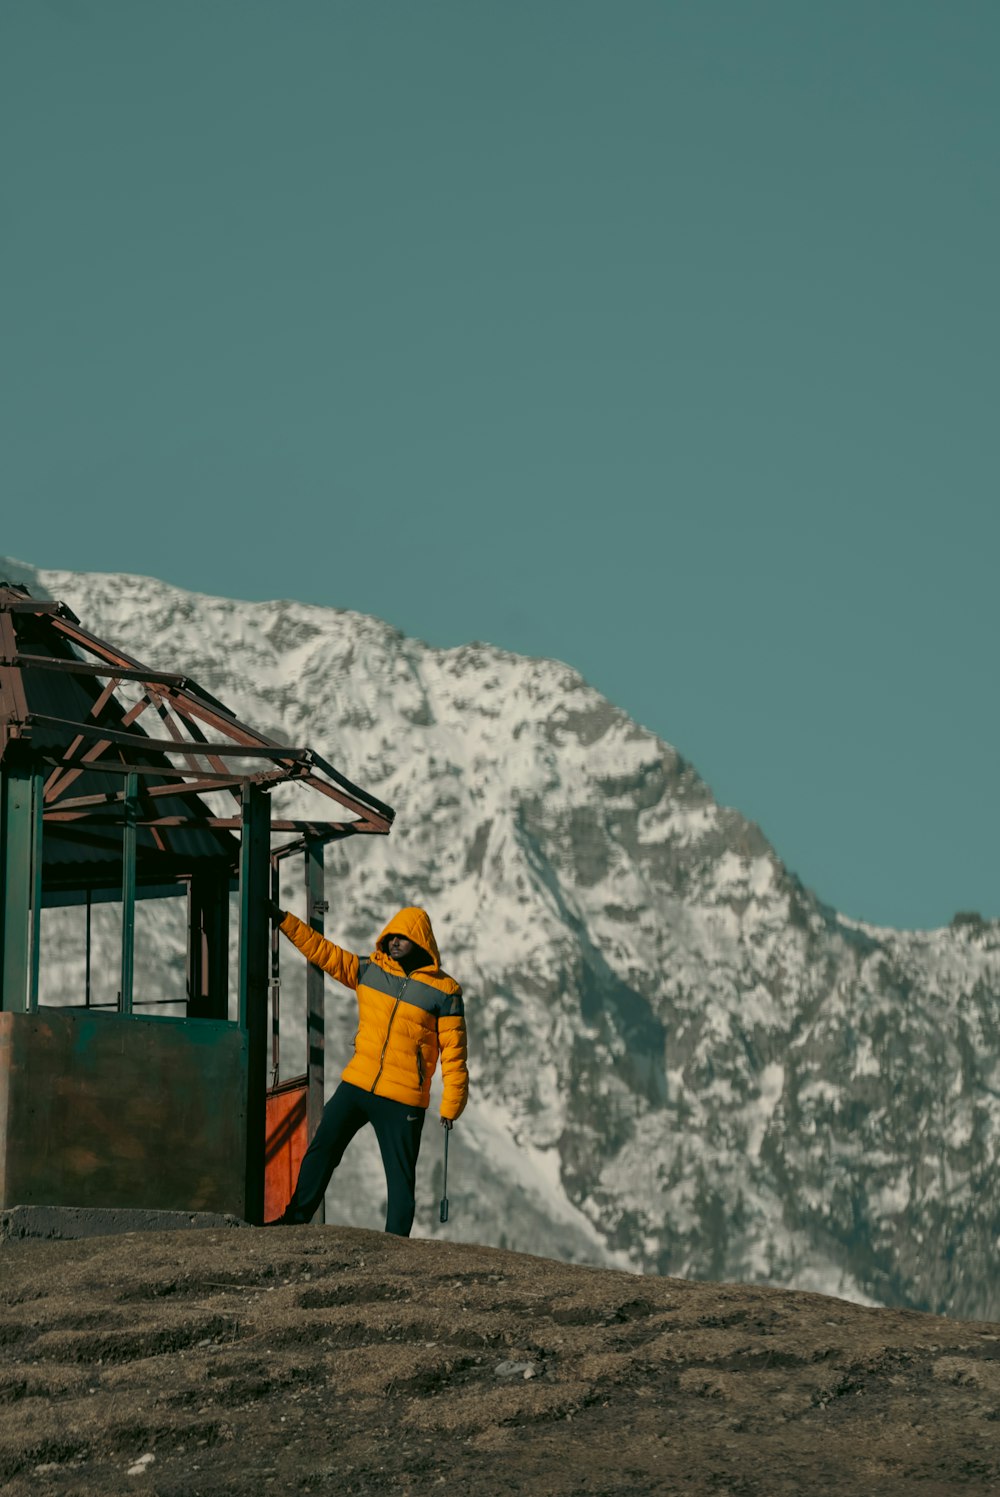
[{"x1": 4, "y1": 558, "x2": 998, "y2": 1320}]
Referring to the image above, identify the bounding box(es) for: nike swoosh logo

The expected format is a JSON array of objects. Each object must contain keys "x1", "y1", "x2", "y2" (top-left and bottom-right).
[{"x1": 406, "y1": 1114, "x2": 419, "y2": 1122}]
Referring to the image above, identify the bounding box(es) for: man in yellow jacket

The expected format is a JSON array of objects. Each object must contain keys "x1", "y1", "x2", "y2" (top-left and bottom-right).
[{"x1": 267, "y1": 904, "x2": 467, "y2": 1235}]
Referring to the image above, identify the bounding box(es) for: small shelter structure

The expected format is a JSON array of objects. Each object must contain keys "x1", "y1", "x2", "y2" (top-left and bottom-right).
[{"x1": 0, "y1": 582, "x2": 393, "y2": 1223}]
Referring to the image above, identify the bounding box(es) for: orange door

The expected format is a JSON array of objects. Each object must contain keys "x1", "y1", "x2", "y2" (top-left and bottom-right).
[{"x1": 264, "y1": 1075, "x2": 309, "y2": 1222}]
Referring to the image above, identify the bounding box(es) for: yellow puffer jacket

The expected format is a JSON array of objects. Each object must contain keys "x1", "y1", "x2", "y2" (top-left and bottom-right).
[{"x1": 278, "y1": 906, "x2": 468, "y2": 1120}]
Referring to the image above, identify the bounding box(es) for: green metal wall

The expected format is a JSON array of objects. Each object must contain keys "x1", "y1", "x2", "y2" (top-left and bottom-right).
[{"x1": 0, "y1": 1008, "x2": 247, "y2": 1215}]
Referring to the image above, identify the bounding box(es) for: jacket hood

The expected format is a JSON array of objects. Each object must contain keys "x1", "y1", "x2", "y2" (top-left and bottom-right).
[{"x1": 375, "y1": 907, "x2": 441, "y2": 971}]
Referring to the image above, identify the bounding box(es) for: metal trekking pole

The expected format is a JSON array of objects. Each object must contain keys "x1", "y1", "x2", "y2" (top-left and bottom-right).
[{"x1": 439, "y1": 1125, "x2": 450, "y2": 1223}]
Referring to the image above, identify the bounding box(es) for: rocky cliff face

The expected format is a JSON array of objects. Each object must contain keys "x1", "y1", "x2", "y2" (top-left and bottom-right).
[{"x1": 4, "y1": 558, "x2": 998, "y2": 1318}]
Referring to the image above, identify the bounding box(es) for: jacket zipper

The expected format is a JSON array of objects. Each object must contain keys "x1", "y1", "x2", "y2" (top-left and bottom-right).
[{"x1": 371, "y1": 978, "x2": 407, "y2": 1093}]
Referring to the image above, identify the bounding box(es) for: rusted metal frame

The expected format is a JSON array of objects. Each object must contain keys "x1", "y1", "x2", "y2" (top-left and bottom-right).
[
  {"x1": 173, "y1": 696, "x2": 388, "y2": 817},
  {"x1": 170, "y1": 695, "x2": 393, "y2": 828},
  {"x1": 48, "y1": 613, "x2": 167, "y2": 675},
  {"x1": 144, "y1": 691, "x2": 315, "y2": 814},
  {"x1": 318, "y1": 813, "x2": 384, "y2": 836},
  {"x1": 42, "y1": 767, "x2": 256, "y2": 802},
  {"x1": 152, "y1": 686, "x2": 296, "y2": 797},
  {"x1": 161, "y1": 692, "x2": 243, "y2": 801},
  {"x1": 137, "y1": 694, "x2": 172, "y2": 862},
  {"x1": 78, "y1": 674, "x2": 123, "y2": 725},
  {"x1": 306, "y1": 750, "x2": 395, "y2": 825},
  {"x1": 43, "y1": 807, "x2": 152, "y2": 825},
  {"x1": 159, "y1": 684, "x2": 282, "y2": 748},
  {"x1": 0, "y1": 613, "x2": 30, "y2": 728},
  {"x1": 43, "y1": 675, "x2": 123, "y2": 801},
  {"x1": 49, "y1": 759, "x2": 298, "y2": 801},
  {"x1": 136, "y1": 690, "x2": 188, "y2": 858},
  {"x1": 43, "y1": 695, "x2": 153, "y2": 804},
  {"x1": 50, "y1": 614, "x2": 237, "y2": 720},
  {"x1": 284, "y1": 769, "x2": 392, "y2": 830},
  {"x1": 147, "y1": 686, "x2": 217, "y2": 787},
  {"x1": 210, "y1": 818, "x2": 365, "y2": 835},
  {"x1": 42, "y1": 767, "x2": 297, "y2": 821},
  {"x1": 142, "y1": 679, "x2": 277, "y2": 847},
  {"x1": 44, "y1": 812, "x2": 365, "y2": 834},
  {"x1": 26, "y1": 713, "x2": 312, "y2": 761},
  {"x1": 160, "y1": 696, "x2": 253, "y2": 859},
  {"x1": 270, "y1": 824, "x2": 366, "y2": 860},
  {"x1": 0, "y1": 600, "x2": 76, "y2": 617},
  {"x1": 0, "y1": 654, "x2": 192, "y2": 689},
  {"x1": 268, "y1": 818, "x2": 368, "y2": 834},
  {"x1": 45, "y1": 734, "x2": 132, "y2": 804},
  {"x1": 43, "y1": 800, "x2": 370, "y2": 838}
]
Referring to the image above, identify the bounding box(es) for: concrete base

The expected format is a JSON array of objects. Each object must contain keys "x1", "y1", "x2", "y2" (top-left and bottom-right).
[{"x1": 0, "y1": 1204, "x2": 248, "y2": 1243}]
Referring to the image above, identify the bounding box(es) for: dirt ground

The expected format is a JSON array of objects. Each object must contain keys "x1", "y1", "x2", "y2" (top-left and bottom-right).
[{"x1": 0, "y1": 1224, "x2": 998, "y2": 1496}]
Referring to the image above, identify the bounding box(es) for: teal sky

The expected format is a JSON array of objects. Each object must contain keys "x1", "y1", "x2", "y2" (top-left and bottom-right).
[{"x1": 4, "y1": 2, "x2": 998, "y2": 930}]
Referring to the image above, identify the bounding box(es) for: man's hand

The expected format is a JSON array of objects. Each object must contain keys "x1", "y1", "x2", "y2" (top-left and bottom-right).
[
  {"x1": 440, "y1": 1117, "x2": 454, "y2": 1130},
  {"x1": 268, "y1": 900, "x2": 286, "y2": 924}
]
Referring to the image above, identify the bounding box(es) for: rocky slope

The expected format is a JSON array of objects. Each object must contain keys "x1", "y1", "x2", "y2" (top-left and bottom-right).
[{"x1": 3, "y1": 559, "x2": 998, "y2": 1319}]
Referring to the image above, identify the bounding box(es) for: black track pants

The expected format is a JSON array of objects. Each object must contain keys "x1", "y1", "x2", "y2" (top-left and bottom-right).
[{"x1": 284, "y1": 1080, "x2": 426, "y2": 1236}]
